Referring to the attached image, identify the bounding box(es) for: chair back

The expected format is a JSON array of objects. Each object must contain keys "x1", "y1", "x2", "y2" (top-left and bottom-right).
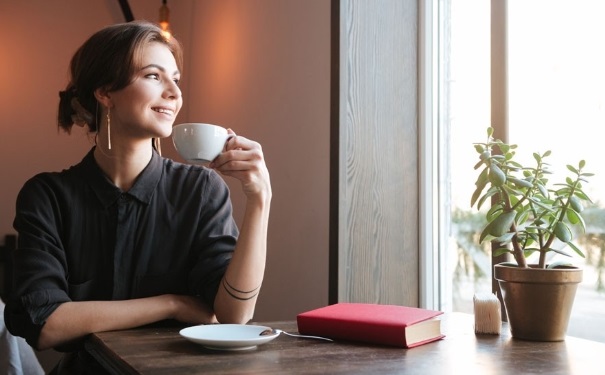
[{"x1": 0, "y1": 235, "x2": 17, "y2": 301}]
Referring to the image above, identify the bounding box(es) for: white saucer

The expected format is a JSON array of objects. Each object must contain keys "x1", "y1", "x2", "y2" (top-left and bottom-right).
[{"x1": 179, "y1": 324, "x2": 279, "y2": 351}]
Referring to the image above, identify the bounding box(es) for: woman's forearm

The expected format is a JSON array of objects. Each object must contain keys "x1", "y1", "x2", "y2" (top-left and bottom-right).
[
  {"x1": 214, "y1": 193, "x2": 271, "y2": 324},
  {"x1": 37, "y1": 294, "x2": 216, "y2": 350}
]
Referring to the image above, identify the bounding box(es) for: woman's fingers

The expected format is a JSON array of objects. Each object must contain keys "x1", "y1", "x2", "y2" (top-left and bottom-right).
[
  {"x1": 211, "y1": 134, "x2": 261, "y2": 169},
  {"x1": 209, "y1": 134, "x2": 270, "y2": 197}
]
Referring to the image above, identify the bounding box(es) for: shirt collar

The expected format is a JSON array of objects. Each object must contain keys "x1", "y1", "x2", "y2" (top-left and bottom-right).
[
  {"x1": 128, "y1": 149, "x2": 163, "y2": 204},
  {"x1": 78, "y1": 148, "x2": 163, "y2": 207}
]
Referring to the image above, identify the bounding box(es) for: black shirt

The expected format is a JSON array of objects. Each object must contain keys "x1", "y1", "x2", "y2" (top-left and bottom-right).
[{"x1": 4, "y1": 148, "x2": 237, "y2": 348}]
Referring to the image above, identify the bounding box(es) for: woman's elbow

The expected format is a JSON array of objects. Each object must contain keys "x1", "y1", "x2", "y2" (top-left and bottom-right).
[{"x1": 215, "y1": 307, "x2": 255, "y2": 325}]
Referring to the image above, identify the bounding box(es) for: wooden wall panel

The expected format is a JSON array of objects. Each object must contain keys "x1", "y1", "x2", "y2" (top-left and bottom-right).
[{"x1": 331, "y1": 0, "x2": 419, "y2": 305}]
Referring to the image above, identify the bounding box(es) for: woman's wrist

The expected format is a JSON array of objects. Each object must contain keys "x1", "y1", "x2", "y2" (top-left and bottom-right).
[{"x1": 246, "y1": 189, "x2": 272, "y2": 210}]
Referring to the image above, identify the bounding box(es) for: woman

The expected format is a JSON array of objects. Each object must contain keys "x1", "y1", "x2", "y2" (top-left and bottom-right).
[{"x1": 4, "y1": 21, "x2": 271, "y2": 372}]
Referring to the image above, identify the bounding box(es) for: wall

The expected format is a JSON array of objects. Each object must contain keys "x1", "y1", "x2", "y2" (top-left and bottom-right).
[
  {"x1": 182, "y1": 0, "x2": 331, "y2": 320},
  {"x1": 0, "y1": 0, "x2": 330, "y2": 322}
]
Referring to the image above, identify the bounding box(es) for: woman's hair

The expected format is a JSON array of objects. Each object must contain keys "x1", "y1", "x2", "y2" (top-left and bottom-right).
[{"x1": 58, "y1": 20, "x2": 183, "y2": 133}]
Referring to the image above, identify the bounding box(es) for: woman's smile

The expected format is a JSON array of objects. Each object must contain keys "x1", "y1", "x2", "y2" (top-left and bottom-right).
[{"x1": 152, "y1": 106, "x2": 176, "y2": 117}]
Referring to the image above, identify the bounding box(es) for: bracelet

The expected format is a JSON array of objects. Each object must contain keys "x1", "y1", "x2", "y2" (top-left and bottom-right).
[{"x1": 222, "y1": 279, "x2": 260, "y2": 301}]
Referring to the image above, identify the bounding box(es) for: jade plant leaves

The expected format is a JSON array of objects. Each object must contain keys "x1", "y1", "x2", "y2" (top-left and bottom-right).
[
  {"x1": 471, "y1": 127, "x2": 594, "y2": 268},
  {"x1": 480, "y1": 211, "x2": 516, "y2": 243}
]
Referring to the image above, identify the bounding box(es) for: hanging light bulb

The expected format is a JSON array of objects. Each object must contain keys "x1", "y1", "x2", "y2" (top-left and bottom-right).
[{"x1": 159, "y1": 0, "x2": 171, "y2": 39}]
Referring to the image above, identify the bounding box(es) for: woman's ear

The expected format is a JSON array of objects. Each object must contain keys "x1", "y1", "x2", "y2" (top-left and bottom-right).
[{"x1": 94, "y1": 87, "x2": 112, "y2": 108}]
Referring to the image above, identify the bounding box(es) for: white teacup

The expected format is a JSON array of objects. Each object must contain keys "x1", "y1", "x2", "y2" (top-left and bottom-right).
[{"x1": 172, "y1": 123, "x2": 231, "y2": 164}]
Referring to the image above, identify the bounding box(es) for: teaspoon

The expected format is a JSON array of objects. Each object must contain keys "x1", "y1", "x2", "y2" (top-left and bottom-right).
[{"x1": 259, "y1": 328, "x2": 333, "y2": 342}]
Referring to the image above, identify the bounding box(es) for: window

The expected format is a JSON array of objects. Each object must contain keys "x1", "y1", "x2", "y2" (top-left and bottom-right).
[{"x1": 440, "y1": 0, "x2": 605, "y2": 342}]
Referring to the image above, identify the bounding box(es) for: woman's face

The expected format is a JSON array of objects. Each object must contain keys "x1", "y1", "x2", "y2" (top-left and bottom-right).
[{"x1": 107, "y1": 42, "x2": 182, "y2": 142}]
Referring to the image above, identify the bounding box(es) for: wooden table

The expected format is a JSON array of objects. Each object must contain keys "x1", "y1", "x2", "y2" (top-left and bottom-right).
[{"x1": 85, "y1": 313, "x2": 604, "y2": 374}]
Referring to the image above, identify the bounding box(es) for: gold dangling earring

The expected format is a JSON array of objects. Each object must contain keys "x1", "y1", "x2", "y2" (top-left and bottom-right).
[{"x1": 106, "y1": 107, "x2": 112, "y2": 150}]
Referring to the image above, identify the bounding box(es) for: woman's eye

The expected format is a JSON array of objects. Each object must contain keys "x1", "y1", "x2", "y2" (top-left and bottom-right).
[
  {"x1": 146, "y1": 73, "x2": 160, "y2": 80},
  {"x1": 173, "y1": 78, "x2": 180, "y2": 85}
]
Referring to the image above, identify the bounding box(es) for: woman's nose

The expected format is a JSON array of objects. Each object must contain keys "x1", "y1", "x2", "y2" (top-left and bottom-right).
[{"x1": 164, "y1": 80, "x2": 181, "y2": 99}]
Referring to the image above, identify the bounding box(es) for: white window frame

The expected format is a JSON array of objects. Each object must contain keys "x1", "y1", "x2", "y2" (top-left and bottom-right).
[
  {"x1": 420, "y1": 0, "x2": 508, "y2": 310},
  {"x1": 418, "y1": 0, "x2": 442, "y2": 310}
]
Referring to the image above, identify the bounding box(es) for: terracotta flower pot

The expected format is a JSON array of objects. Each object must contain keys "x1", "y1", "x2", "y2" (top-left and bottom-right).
[{"x1": 494, "y1": 263, "x2": 582, "y2": 341}]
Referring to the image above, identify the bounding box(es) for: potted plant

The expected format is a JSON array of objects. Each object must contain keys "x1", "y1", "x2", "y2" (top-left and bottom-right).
[{"x1": 471, "y1": 127, "x2": 593, "y2": 341}]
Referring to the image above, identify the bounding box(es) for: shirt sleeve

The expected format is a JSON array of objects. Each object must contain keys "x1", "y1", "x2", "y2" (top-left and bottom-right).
[
  {"x1": 187, "y1": 170, "x2": 238, "y2": 307},
  {"x1": 4, "y1": 174, "x2": 71, "y2": 348}
]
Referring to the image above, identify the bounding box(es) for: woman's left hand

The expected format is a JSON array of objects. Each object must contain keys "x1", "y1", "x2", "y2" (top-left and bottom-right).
[
  {"x1": 209, "y1": 129, "x2": 271, "y2": 200},
  {"x1": 209, "y1": 129, "x2": 271, "y2": 324}
]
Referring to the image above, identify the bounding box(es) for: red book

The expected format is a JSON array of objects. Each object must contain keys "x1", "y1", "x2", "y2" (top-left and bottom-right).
[{"x1": 297, "y1": 303, "x2": 445, "y2": 348}]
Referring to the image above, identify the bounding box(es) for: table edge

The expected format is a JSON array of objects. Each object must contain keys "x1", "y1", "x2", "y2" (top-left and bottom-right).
[{"x1": 85, "y1": 333, "x2": 140, "y2": 374}]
